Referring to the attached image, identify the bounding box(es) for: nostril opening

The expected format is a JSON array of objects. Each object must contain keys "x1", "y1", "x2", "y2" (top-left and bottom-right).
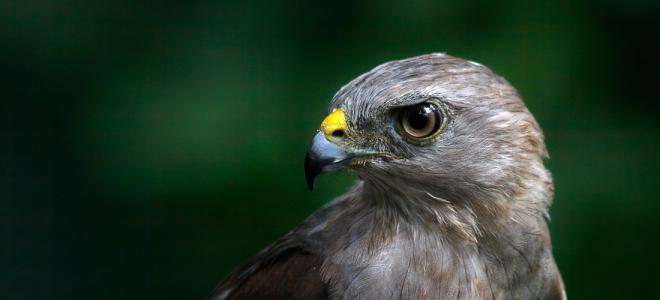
[{"x1": 331, "y1": 129, "x2": 345, "y2": 138}]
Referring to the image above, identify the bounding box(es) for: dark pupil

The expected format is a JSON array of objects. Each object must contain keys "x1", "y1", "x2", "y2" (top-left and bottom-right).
[{"x1": 408, "y1": 106, "x2": 431, "y2": 129}]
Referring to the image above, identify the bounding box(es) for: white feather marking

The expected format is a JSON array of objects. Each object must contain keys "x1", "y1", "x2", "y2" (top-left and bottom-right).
[
  {"x1": 467, "y1": 60, "x2": 484, "y2": 67},
  {"x1": 424, "y1": 191, "x2": 451, "y2": 203}
]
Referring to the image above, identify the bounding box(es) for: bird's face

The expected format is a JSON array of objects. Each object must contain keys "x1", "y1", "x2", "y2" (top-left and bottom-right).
[{"x1": 305, "y1": 54, "x2": 547, "y2": 202}]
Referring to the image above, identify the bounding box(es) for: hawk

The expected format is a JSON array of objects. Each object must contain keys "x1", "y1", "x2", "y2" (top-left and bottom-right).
[{"x1": 210, "y1": 53, "x2": 565, "y2": 300}]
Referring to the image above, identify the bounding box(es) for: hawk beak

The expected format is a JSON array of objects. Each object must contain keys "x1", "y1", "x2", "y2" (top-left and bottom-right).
[
  {"x1": 304, "y1": 131, "x2": 353, "y2": 191},
  {"x1": 304, "y1": 109, "x2": 390, "y2": 191},
  {"x1": 304, "y1": 109, "x2": 352, "y2": 191}
]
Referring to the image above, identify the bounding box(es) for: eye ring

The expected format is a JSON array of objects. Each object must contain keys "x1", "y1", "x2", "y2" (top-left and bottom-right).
[{"x1": 397, "y1": 102, "x2": 445, "y2": 141}]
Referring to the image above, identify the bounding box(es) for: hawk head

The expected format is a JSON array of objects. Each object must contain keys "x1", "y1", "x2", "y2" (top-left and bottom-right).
[{"x1": 305, "y1": 53, "x2": 552, "y2": 235}]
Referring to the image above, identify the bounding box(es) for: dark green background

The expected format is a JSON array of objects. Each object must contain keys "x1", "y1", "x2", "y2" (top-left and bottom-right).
[{"x1": 2, "y1": 0, "x2": 659, "y2": 299}]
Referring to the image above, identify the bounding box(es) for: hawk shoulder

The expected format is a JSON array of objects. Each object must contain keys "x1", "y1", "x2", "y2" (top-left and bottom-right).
[{"x1": 209, "y1": 238, "x2": 328, "y2": 300}]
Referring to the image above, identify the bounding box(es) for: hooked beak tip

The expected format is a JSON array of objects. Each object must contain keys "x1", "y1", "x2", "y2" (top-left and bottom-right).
[{"x1": 304, "y1": 152, "x2": 320, "y2": 191}]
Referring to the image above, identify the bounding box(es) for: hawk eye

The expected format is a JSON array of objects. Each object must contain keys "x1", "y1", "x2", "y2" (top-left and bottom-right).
[{"x1": 398, "y1": 102, "x2": 444, "y2": 140}]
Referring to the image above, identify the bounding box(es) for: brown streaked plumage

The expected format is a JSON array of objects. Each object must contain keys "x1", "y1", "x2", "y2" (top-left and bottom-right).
[{"x1": 210, "y1": 53, "x2": 565, "y2": 300}]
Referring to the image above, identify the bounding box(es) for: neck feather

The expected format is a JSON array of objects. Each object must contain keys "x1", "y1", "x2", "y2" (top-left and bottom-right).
[{"x1": 352, "y1": 162, "x2": 552, "y2": 247}]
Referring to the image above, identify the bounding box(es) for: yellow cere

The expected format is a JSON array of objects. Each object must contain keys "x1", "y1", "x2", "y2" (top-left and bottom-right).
[{"x1": 320, "y1": 108, "x2": 348, "y2": 139}]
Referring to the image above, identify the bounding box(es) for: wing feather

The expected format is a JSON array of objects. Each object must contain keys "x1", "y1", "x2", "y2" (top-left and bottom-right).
[{"x1": 209, "y1": 237, "x2": 328, "y2": 300}]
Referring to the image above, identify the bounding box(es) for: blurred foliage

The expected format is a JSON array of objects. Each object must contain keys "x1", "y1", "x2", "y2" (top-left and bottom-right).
[{"x1": 1, "y1": 0, "x2": 659, "y2": 299}]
